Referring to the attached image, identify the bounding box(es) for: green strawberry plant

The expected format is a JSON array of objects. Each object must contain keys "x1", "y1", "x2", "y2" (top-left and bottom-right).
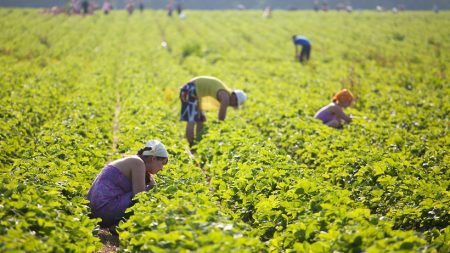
[{"x1": 1, "y1": 8, "x2": 448, "y2": 252}]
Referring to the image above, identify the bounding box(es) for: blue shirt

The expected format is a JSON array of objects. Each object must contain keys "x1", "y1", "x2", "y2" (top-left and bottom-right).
[{"x1": 293, "y1": 36, "x2": 310, "y2": 46}]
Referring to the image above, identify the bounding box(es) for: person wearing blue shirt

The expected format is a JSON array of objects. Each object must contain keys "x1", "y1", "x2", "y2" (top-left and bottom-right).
[{"x1": 292, "y1": 35, "x2": 311, "y2": 63}]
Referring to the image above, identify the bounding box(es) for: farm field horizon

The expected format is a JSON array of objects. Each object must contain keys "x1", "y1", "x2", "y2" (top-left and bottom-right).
[{"x1": 0, "y1": 9, "x2": 449, "y2": 252}]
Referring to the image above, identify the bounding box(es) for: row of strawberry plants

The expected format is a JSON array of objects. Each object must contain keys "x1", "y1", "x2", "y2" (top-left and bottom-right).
[
  {"x1": 103, "y1": 13, "x2": 266, "y2": 250},
  {"x1": 0, "y1": 9, "x2": 130, "y2": 251},
  {"x1": 1, "y1": 9, "x2": 448, "y2": 252},
  {"x1": 114, "y1": 9, "x2": 448, "y2": 250},
  {"x1": 168, "y1": 10, "x2": 449, "y2": 252},
  {"x1": 193, "y1": 118, "x2": 449, "y2": 252}
]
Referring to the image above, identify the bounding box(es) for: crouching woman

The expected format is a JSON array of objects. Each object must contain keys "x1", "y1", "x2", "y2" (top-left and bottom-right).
[
  {"x1": 87, "y1": 140, "x2": 169, "y2": 229},
  {"x1": 315, "y1": 89, "x2": 354, "y2": 129}
]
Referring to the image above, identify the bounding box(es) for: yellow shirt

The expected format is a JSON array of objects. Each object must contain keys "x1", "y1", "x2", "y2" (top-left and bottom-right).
[{"x1": 192, "y1": 76, "x2": 232, "y2": 111}]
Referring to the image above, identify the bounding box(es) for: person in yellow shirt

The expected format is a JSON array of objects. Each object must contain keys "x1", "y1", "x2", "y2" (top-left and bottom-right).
[{"x1": 179, "y1": 76, "x2": 247, "y2": 148}]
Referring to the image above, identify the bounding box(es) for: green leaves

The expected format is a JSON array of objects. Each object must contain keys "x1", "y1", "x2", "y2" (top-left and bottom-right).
[{"x1": 1, "y1": 8, "x2": 449, "y2": 253}]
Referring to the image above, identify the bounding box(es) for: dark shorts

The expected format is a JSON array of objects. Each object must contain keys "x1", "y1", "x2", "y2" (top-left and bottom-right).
[{"x1": 180, "y1": 82, "x2": 206, "y2": 122}]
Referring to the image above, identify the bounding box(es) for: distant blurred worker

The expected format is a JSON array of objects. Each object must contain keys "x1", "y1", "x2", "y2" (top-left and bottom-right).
[
  {"x1": 179, "y1": 76, "x2": 247, "y2": 148},
  {"x1": 322, "y1": 1, "x2": 329, "y2": 11},
  {"x1": 88, "y1": 1, "x2": 98, "y2": 15},
  {"x1": 45, "y1": 6, "x2": 66, "y2": 15},
  {"x1": 313, "y1": 0, "x2": 319, "y2": 11},
  {"x1": 176, "y1": 0, "x2": 183, "y2": 15},
  {"x1": 167, "y1": 0, "x2": 174, "y2": 16},
  {"x1": 126, "y1": 0, "x2": 135, "y2": 15},
  {"x1": 433, "y1": 4, "x2": 439, "y2": 13},
  {"x1": 139, "y1": 0, "x2": 144, "y2": 12},
  {"x1": 87, "y1": 140, "x2": 169, "y2": 233},
  {"x1": 315, "y1": 89, "x2": 354, "y2": 129},
  {"x1": 346, "y1": 5, "x2": 353, "y2": 12},
  {"x1": 102, "y1": 0, "x2": 112, "y2": 15},
  {"x1": 81, "y1": 0, "x2": 89, "y2": 15},
  {"x1": 262, "y1": 6, "x2": 272, "y2": 18},
  {"x1": 292, "y1": 35, "x2": 311, "y2": 63},
  {"x1": 72, "y1": 0, "x2": 81, "y2": 14}
]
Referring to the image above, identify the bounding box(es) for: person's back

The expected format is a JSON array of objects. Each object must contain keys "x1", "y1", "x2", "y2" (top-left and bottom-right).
[
  {"x1": 293, "y1": 35, "x2": 310, "y2": 46},
  {"x1": 315, "y1": 103, "x2": 337, "y2": 123},
  {"x1": 192, "y1": 76, "x2": 232, "y2": 100}
]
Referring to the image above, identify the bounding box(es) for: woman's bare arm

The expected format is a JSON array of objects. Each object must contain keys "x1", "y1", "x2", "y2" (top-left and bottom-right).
[{"x1": 129, "y1": 158, "x2": 146, "y2": 195}]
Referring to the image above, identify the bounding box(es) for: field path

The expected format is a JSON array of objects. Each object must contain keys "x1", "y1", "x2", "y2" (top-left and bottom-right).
[
  {"x1": 97, "y1": 98, "x2": 121, "y2": 252},
  {"x1": 98, "y1": 229, "x2": 119, "y2": 253},
  {"x1": 112, "y1": 93, "x2": 121, "y2": 152},
  {"x1": 98, "y1": 93, "x2": 121, "y2": 252}
]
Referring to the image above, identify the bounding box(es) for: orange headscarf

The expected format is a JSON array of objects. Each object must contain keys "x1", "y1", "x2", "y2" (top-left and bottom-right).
[{"x1": 332, "y1": 89, "x2": 354, "y2": 104}]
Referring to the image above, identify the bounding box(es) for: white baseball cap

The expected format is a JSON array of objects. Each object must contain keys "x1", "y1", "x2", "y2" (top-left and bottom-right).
[
  {"x1": 233, "y1": 90, "x2": 247, "y2": 108},
  {"x1": 142, "y1": 140, "x2": 169, "y2": 158}
]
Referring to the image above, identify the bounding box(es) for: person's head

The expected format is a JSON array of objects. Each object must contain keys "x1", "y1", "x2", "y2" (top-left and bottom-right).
[
  {"x1": 332, "y1": 89, "x2": 354, "y2": 108},
  {"x1": 230, "y1": 90, "x2": 247, "y2": 108},
  {"x1": 137, "y1": 140, "x2": 169, "y2": 174}
]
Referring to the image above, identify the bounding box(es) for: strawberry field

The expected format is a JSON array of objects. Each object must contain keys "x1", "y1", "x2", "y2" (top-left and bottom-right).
[{"x1": 1, "y1": 8, "x2": 449, "y2": 252}]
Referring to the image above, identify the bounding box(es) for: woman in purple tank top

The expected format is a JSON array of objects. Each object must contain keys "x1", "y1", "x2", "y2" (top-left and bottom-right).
[
  {"x1": 315, "y1": 89, "x2": 354, "y2": 129},
  {"x1": 87, "y1": 140, "x2": 169, "y2": 231}
]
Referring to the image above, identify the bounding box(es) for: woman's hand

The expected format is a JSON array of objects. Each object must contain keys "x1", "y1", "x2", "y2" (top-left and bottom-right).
[
  {"x1": 147, "y1": 172, "x2": 157, "y2": 188},
  {"x1": 149, "y1": 175, "x2": 157, "y2": 186}
]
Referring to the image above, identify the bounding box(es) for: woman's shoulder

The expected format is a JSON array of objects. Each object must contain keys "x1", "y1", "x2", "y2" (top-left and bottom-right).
[
  {"x1": 124, "y1": 155, "x2": 144, "y2": 165},
  {"x1": 327, "y1": 102, "x2": 341, "y2": 109},
  {"x1": 318, "y1": 102, "x2": 334, "y2": 110},
  {"x1": 111, "y1": 155, "x2": 144, "y2": 167}
]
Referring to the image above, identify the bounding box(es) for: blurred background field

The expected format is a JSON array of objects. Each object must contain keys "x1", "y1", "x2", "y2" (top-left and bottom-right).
[
  {"x1": 0, "y1": 8, "x2": 449, "y2": 252},
  {"x1": 1, "y1": 0, "x2": 450, "y2": 10}
]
